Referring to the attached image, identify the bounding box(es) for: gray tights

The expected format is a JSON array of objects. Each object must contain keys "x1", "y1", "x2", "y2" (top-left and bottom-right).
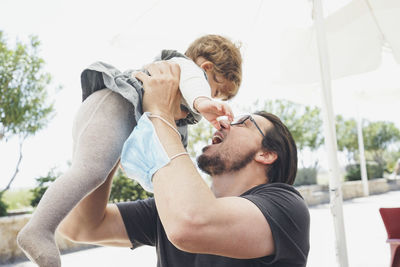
[{"x1": 17, "y1": 89, "x2": 136, "y2": 267}]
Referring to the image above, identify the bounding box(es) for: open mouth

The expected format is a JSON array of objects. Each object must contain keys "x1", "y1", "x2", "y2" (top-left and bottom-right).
[{"x1": 212, "y1": 132, "x2": 224, "y2": 144}]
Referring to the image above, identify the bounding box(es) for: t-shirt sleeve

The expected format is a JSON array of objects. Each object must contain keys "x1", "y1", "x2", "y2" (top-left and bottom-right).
[
  {"x1": 116, "y1": 198, "x2": 157, "y2": 249},
  {"x1": 168, "y1": 57, "x2": 211, "y2": 114},
  {"x1": 241, "y1": 185, "x2": 310, "y2": 265}
]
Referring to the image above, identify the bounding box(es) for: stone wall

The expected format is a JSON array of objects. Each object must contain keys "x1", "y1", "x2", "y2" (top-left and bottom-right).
[
  {"x1": 341, "y1": 178, "x2": 389, "y2": 200},
  {"x1": 298, "y1": 178, "x2": 400, "y2": 206},
  {"x1": 0, "y1": 214, "x2": 94, "y2": 264},
  {"x1": 296, "y1": 184, "x2": 330, "y2": 206}
]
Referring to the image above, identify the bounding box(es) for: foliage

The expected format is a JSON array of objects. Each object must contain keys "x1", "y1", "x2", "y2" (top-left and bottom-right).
[
  {"x1": 0, "y1": 192, "x2": 9, "y2": 217},
  {"x1": 30, "y1": 170, "x2": 58, "y2": 207},
  {"x1": 363, "y1": 121, "x2": 400, "y2": 150},
  {"x1": 335, "y1": 116, "x2": 400, "y2": 171},
  {"x1": 344, "y1": 163, "x2": 384, "y2": 181},
  {"x1": 294, "y1": 167, "x2": 318, "y2": 186},
  {"x1": 109, "y1": 168, "x2": 153, "y2": 203},
  {"x1": 248, "y1": 99, "x2": 323, "y2": 152},
  {"x1": 187, "y1": 119, "x2": 214, "y2": 158},
  {"x1": 0, "y1": 31, "x2": 54, "y2": 140},
  {"x1": 335, "y1": 115, "x2": 358, "y2": 163},
  {"x1": 384, "y1": 149, "x2": 400, "y2": 173},
  {"x1": 28, "y1": 167, "x2": 152, "y2": 208},
  {"x1": 3, "y1": 188, "x2": 33, "y2": 210},
  {"x1": 363, "y1": 121, "x2": 400, "y2": 170},
  {"x1": 0, "y1": 31, "x2": 56, "y2": 193}
]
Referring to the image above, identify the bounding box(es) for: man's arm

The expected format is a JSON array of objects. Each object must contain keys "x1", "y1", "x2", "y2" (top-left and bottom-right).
[
  {"x1": 135, "y1": 62, "x2": 275, "y2": 259},
  {"x1": 151, "y1": 119, "x2": 274, "y2": 258},
  {"x1": 58, "y1": 163, "x2": 131, "y2": 247}
]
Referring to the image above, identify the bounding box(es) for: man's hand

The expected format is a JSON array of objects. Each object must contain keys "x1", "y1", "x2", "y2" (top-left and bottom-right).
[
  {"x1": 194, "y1": 97, "x2": 233, "y2": 130},
  {"x1": 135, "y1": 61, "x2": 187, "y2": 121}
]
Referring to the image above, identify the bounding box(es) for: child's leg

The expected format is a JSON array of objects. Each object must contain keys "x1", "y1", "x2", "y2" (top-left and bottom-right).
[{"x1": 17, "y1": 89, "x2": 135, "y2": 267}]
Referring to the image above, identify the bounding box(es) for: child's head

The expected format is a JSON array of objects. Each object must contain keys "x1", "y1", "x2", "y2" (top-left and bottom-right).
[{"x1": 185, "y1": 34, "x2": 242, "y2": 101}]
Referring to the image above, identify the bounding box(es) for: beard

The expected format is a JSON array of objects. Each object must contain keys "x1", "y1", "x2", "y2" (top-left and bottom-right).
[{"x1": 197, "y1": 146, "x2": 257, "y2": 176}]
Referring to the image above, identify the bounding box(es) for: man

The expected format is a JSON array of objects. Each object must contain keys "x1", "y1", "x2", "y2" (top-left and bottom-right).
[{"x1": 59, "y1": 61, "x2": 310, "y2": 266}]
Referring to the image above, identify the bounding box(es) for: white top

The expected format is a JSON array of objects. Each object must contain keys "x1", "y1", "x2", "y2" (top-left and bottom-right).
[{"x1": 168, "y1": 57, "x2": 211, "y2": 114}]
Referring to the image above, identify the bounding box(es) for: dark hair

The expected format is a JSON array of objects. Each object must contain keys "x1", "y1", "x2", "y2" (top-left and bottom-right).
[{"x1": 255, "y1": 111, "x2": 298, "y2": 185}]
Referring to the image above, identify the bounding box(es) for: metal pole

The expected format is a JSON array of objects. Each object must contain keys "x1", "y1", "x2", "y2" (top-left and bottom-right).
[
  {"x1": 356, "y1": 109, "x2": 369, "y2": 196},
  {"x1": 313, "y1": 0, "x2": 349, "y2": 266}
]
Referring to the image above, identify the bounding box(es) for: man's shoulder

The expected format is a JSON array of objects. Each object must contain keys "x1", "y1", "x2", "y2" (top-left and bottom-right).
[
  {"x1": 240, "y1": 182, "x2": 310, "y2": 222},
  {"x1": 242, "y1": 183, "x2": 304, "y2": 200}
]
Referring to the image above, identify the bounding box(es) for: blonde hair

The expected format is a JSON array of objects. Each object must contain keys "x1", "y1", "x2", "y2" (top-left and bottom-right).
[{"x1": 185, "y1": 34, "x2": 242, "y2": 99}]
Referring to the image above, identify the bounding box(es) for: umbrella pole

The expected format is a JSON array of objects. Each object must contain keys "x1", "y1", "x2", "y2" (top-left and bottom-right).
[
  {"x1": 356, "y1": 108, "x2": 369, "y2": 196},
  {"x1": 313, "y1": 0, "x2": 349, "y2": 266}
]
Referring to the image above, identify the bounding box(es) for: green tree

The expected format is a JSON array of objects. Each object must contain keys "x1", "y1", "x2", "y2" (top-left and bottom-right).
[
  {"x1": 335, "y1": 115, "x2": 358, "y2": 163},
  {"x1": 29, "y1": 168, "x2": 152, "y2": 208},
  {"x1": 109, "y1": 168, "x2": 153, "y2": 202},
  {"x1": 30, "y1": 169, "x2": 58, "y2": 207},
  {"x1": 0, "y1": 31, "x2": 55, "y2": 194},
  {"x1": 335, "y1": 116, "x2": 400, "y2": 176},
  {"x1": 344, "y1": 163, "x2": 384, "y2": 181},
  {"x1": 0, "y1": 192, "x2": 9, "y2": 217},
  {"x1": 384, "y1": 149, "x2": 400, "y2": 173},
  {"x1": 363, "y1": 121, "x2": 400, "y2": 171},
  {"x1": 187, "y1": 119, "x2": 214, "y2": 158},
  {"x1": 293, "y1": 167, "x2": 318, "y2": 186}
]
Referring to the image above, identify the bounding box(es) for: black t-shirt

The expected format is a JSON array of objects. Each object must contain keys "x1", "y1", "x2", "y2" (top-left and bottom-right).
[{"x1": 117, "y1": 183, "x2": 310, "y2": 267}]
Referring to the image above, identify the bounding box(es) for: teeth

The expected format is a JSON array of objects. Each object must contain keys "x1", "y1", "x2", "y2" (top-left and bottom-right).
[{"x1": 212, "y1": 136, "x2": 222, "y2": 144}]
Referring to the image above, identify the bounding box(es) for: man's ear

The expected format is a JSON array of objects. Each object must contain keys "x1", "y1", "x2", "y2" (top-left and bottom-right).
[
  {"x1": 255, "y1": 151, "x2": 277, "y2": 165},
  {"x1": 200, "y1": 61, "x2": 214, "y2": 71}
]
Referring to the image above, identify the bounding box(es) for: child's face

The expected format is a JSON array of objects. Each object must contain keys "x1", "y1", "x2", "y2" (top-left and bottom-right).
[{"x1": 205, "y1": 69, "x2": 234, "y2": 101}]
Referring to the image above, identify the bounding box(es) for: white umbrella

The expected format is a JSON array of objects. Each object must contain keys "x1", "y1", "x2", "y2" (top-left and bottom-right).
[
  {"x1": 281, "y1": 0, "x2": 400, "y2": 83},
  {"x1": 279, "y1": 0, "x2": 400, "y2": 266}
]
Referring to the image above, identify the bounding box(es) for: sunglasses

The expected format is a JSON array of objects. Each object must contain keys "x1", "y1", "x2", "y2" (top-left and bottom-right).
[{"x1": 230, "y1": 115, "x2": 265, "y2": 137}]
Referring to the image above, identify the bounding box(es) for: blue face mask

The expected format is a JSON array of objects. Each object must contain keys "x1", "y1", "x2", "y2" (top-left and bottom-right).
[{"x1": 120, "y1": 112, "x2": 171, "y2": 193}]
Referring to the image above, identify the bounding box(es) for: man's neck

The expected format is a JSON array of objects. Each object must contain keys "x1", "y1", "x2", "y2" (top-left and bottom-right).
[{"x1": 210, "y1": 163, "x2": 267, "y2": 198}]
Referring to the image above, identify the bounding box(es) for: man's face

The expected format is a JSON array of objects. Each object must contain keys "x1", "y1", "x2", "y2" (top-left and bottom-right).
[{"x1": 197, "y1": 114, "x2": 270, "y2": 176}]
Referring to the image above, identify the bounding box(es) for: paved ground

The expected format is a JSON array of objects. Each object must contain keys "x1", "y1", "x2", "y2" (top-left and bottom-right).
[
  {"x1": 3, "y1": 190, "x2": 399, "y2": 267},
  {"x1": 307, "y1": 190, "x2": 397, "y2": 267}
]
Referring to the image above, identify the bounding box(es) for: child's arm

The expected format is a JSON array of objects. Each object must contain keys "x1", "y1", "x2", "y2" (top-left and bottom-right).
[{"x1": 194, "y1": 97, "x2": 233, "y2": 130}]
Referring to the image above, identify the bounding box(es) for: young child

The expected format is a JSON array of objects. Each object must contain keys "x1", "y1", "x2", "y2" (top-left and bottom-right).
[{"x1": 17, "y1": 34, "x2": 242, "y2": 267}]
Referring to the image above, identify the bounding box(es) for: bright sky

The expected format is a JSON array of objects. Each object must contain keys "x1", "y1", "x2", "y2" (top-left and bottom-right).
[{"x1": 1, "y1": 0, "x2": 399, "y2": 189}]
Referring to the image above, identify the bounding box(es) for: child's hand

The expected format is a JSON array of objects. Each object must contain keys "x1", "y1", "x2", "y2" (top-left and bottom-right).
[{"x1": 194, "y1": 97, "x2": 234, "y2": 130}]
